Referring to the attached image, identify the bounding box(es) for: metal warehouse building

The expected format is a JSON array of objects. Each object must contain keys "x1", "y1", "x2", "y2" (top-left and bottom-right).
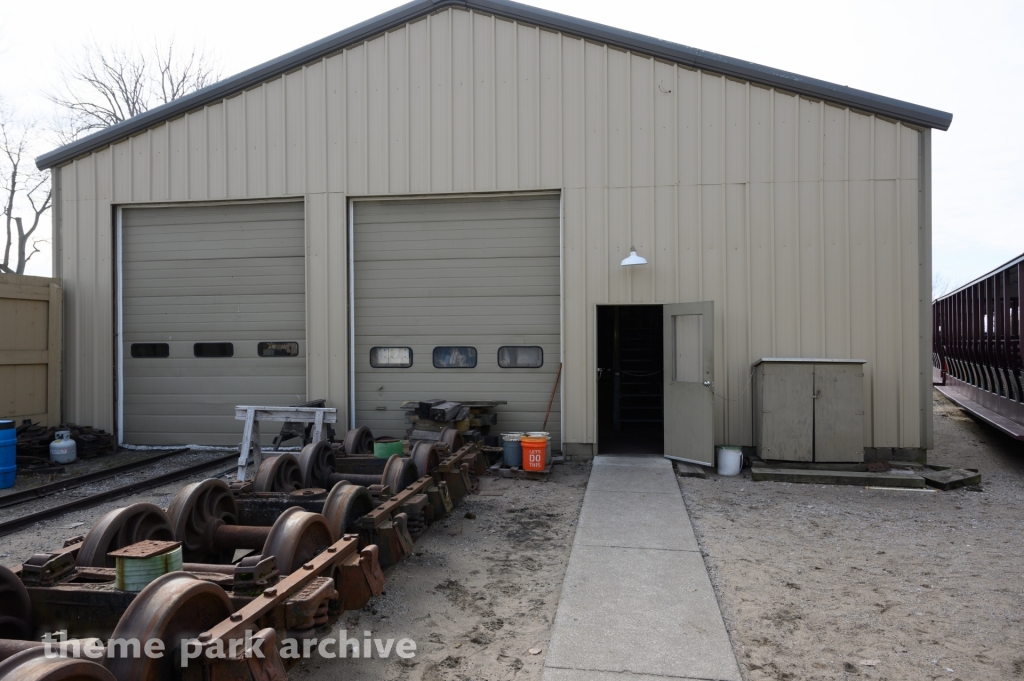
[{"x1": 36, "y1": 0, "x2": 952, "y2": 464}]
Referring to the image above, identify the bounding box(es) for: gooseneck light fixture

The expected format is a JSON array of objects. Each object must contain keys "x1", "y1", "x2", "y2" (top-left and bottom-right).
[{"x1": 620, "y1": 245, "x2": 648, "y2": 266}]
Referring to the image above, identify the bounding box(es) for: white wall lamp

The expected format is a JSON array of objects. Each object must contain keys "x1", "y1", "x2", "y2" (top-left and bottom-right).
[{"x1": 620, "y1": 245, "x2": 648, "y2": 266}]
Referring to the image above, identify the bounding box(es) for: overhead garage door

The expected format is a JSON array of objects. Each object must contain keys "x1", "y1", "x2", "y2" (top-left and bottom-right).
[
  {"x1": 354, "y1": 194, "x2": 561, "y2": 445},
  {"x1": 121, "y1": 202, "x2": 306, "y2": 445}
]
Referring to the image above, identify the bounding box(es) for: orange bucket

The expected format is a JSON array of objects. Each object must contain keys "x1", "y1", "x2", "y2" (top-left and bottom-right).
[{"x1": 521, "y1": 436, "x2": 547, "y2": 471}]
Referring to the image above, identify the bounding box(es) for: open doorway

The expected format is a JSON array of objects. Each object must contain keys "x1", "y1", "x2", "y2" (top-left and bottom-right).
[{"x1": 597, "y1": 305, "x2": 664, "y2": 454}]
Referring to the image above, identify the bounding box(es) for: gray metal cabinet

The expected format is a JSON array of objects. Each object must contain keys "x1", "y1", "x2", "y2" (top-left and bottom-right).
[{"x1": 753, "y1": 359, "x2": 866, "y2": 463}]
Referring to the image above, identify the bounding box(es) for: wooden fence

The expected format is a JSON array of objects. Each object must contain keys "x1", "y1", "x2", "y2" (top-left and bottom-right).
[{"x1": 0, "y1": 273, "x2": 62, "y2": 426}]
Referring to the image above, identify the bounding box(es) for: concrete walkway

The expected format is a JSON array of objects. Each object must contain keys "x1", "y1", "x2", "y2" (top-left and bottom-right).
[{"x1": 542, "y1": 455, "x2": 742, "y2": 681}]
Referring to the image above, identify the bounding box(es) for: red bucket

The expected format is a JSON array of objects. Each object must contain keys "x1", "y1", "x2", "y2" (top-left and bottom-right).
[{"x1": 521, "y1": 436, "x2": 547, "y2": 472}]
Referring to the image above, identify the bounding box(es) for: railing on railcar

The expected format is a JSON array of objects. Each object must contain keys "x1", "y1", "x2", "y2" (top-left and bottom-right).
[{"x1": 932, "y1": 253, "x2": 1024, "y2": 439}]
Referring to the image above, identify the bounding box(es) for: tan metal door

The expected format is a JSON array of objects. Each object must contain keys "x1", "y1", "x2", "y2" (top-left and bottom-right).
[
  {"x1": 813, "y1": 363, "x2": 865, "y2": 462},
  {"x1": 120, "y1": 202, "x2": 306, "y2": 445},
  {"x1": 663, "y1": 302, "x2": 714, "y2": 465}
]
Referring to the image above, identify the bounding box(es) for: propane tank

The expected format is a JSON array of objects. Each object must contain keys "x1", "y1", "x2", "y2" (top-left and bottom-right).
[{"x1": 50, "y1": 431, "x2": 77, "y2": 464}]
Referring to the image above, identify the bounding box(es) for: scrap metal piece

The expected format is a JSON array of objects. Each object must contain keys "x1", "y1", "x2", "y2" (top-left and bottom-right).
[
  {"x1": 232, "y1": 555, "x2": 280, "y2": 597},
  {"x1": 20, "y1": 551, "x2": 76, "y2": 587}
]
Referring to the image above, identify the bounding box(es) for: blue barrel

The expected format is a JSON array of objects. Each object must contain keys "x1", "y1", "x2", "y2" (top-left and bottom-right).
[
  {"x1": 0, "y1": 420, "x2": 16, "y2": 489},
  {"x1": 501, "y1": 432, "x2": 524, "y2": 468}
]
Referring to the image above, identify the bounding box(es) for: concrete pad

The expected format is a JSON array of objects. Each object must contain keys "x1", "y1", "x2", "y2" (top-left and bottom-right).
[
  {"x1": 593, "y1": 455, "x2": 670, "y2": 468},
  {"x1": 574, "y1": 489, "x2": 699, "y2": 552},
  {"x1": 542, "y1": 668, "x2": 708, "y2": 681},
  {"x1": 546, "y1": 544, "x2": 741, "y2": 681},
  {"x1": 587, "y1": 463, "x2": 680, "y2": 495}
]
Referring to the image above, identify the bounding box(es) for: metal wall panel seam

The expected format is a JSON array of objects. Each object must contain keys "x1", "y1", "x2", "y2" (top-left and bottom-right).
[
  {"x1": 535, "y1": 25, "x2": 541, "y2": 188},
  {"x1": 845, "y1": 107, "x2": 851, "y2": 362},
  {"x1": 115, "y1": 207, "x2": 123, "y2": 442},
  {"x1": 719, "y1": 73, "x2": 728, "y2": 436},
  {"x1": 794, "y1": 93, "x2": 801, "y2": 357},
  {"x1": 514, "y1": 20, "x2": 520, "y2": 190},
  {"x1": 769, "y1": 88, "x2": 776, "y2": 356},
  {"x1": 869, "y1": 115, "x2": 878, "y2": 445},
  {"x1": 818, "y1": 101, "x2": 825, "y2": 356},
  {"x1": 745, "y1": 80, "x2": 752, "y2": 439},
  {"x1": 696, "y1": 69, "x2": 702, "y2": 301},
  {"x1": 921, "y1": 128, "x2": 932, "y2": 447},
  {"x1": 625, "y1": 50, "x2": 632, "y2": 303},
  {"x1": 470, "y1": 11, "x2": 477, "y2": 189},
  {"x1": 895, "y1": 122, "x2": 903, "y2": 444}
]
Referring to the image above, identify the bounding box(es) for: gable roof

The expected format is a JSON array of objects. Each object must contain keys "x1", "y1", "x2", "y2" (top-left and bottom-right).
[{"x1": 36, "y1": 0, "x2": 953, "y2": 170}]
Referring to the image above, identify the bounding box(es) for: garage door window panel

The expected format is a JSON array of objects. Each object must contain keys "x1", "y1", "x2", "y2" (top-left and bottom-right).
[
  {"x1": 194, "y1": 342, "x2": 234, "y2": 358},
  {"x1": 258, "y1": 341, "x2": 300, "y2": 357},
  {"x1": 433, "y1": 347, "x2": 477, "y2": 368},
  {"x1": 130, "y1": 343, "x2": 170, "y2": 358},
  {"x1": 498, "y1": 346, "x2": 543, "y2": 368},
  {"x1": 370, "y1": 347, "x2": 413, "y2": 368}
]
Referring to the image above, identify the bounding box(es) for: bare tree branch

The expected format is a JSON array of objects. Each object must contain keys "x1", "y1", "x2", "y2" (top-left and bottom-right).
[
  {"x1": 1, "y1": 104, "x2": 53, "y2": 275},
  {"x1": 48, "y1": 39, "x2": 220, "y2": 142}
]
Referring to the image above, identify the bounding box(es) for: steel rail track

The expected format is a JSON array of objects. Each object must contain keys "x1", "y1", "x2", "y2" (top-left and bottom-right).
[
  {"x1": 0, "y1": 454, "x2": 238, "y2": 538},
  {"x1": 0, "y1": 447, "x2": 194, "y2": 510}
]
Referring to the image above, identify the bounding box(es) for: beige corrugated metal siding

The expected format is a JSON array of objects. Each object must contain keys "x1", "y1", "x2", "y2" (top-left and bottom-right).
[
  {"x1": 55, "y1": 6, "x2": 930, "y2": 450},
  {"x1": 120, "y1": 202, "x2": 306, "y2": 444},
  {"x1": 353, "y1": 195, "x2": 561, "y2": 442}
]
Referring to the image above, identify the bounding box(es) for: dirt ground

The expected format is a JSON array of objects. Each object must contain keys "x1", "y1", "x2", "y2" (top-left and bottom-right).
[
  {"x1": 682, "y1": 389, "x2": 1024, "y2": 681},
  {"x1": 292, "y1": 463, "x2": 588, "y2": 681}
]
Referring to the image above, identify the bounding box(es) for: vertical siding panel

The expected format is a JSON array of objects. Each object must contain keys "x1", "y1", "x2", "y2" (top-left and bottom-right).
[
  {"x1": 473, "y1": 13, "x2": 496, "y2": 190},
  {"x1": 306, "y1": 193, "x2": 329, "y2": 401},
  {"x1": 799, "y1": 178, "x2": 822, "y2": 357},
  {"x1": 873, "y1": 118, "x2": 897, "y2": 180},
  {"x1": 387, "y1": 28, "x2": 410, "y2": 194},
  {"x1": 773, "y1": 182, "x2": 799, "y2": 355},
  {"x1": 900, "y1": 175, "x2": 920, "y2": 445},
  {"x1": 247, "y1": 86, "x2": 268, "y2": 197},
  {"x1": 429, "y1": 13, "x2": 452, "y2": 191},
  {"x1": 773, "y1": 93, "x2": 797, "y2": 183},
  {"x1": 305, "y1": 60, "x2": 327, "y2": 195},
  {"x1": 225, "y1": 95, "x2": 246, "y2": 198},
  {"x1": 677, "y1": 67, "x2": 698, "y2": 186},
  {"x1": 848, "y1": 112, "x2": 872, "y2": 181},
  {"x1": 724, "y1": 79, "x2": 747, "y2": 184},
  {"x1": 327, "y1": 193, "x2": 349, "y2": 426},
  {"x1": 112, "y1": 140, "x2": 130, "y2": 203},
  {"x1": 823, "y1": 181, "x2": 850, "y2": 357},
  {"x1": 701, "y1": 183, "x2": 725, "y2": 441},
  {"x1": 207, "y1": 102, "x2": 227, "y2": 199},
  {"x1": 560, "y1": 35, "x2": 584, "y2": 190},
  {"x1": 494, "y1": 18, "x2": 517, "y2": 189},
  {"x1": 849, "y1": 179, "x2": 875, "y2": 445},
  {"x1": 130, "y1": 134, "x2": 147, "y2": 202},
  {"x1": 265, "y1": 79, "x2": 286, "y2": 196},
  {"x1": 630, "y1": 54, "x2": 653, "y2": 188},
  {"x1": 798, "y1": 98, "x2": 821, "y2": 181},
  {"x1": 678, "y1": 185, "x2": 700, "y2": 300},
  {"x1": 452, "y1": 11, "x2": 475, "y2": 191},
  {"x1": 76, "y1": 160, "x2": 96, "y2": 425},
  {"x1": 749, "y1": 182, "x2": 773, "y2": 360},
  {"x1": 585, "y1": 187, "x2": 608, "y2": 302},
  {"x1": 346, "y1": 44, "x2": 368, "y2": 196},
  {"x1": 630, "y1": 186, "x2": 654, "y2": 302},
  {"x1": 748, "y1": 86, "x2": 771, "y2": 183},
  {"x1": 285, "y1": 70, "x2": 306, "y2": 194},
  {"x1": 725, "y1": 182, "x2": 749, "y2": 443},
  {"x1": 654, "y1": 185, "x2": 676, "y2": 302},
  {"x1": 900, "y1": 124, "x2": 919, "y2": 180},
  {"x1": 606, "y1": 49, "x2": 629, "y2": 188},
  {"x1": 563, "y1": 187, "x2": 587, "y2": 441},
  {"x1": 407, "y1": 20, "x2": 430, "y2": 193},
  {"x1": 326, "y1": 54, "x2": 347, "y2": 194},
  {"x1": 168, "y1": 116, "x2": 188, "y2": 200},
  {"x1": 515, "y1": 23, "x2": 538, "y2": 189},
  {"x1": 366, "y1": 36, "x2": 389, "y2": 194},
  {"x1": 823, "y1": 104, "x2": 847, "y2": 182},
  {"x1": 187, "y1": 111, "x2": 208, "y2": 200},
  {"x1": 93, "y1": 152, "x2": 114, "y2": 431},
  {"x1": 150, "y1": 127, "x2": 168, "y2": 201},
  {"x1": 873, "y1": 178, "x2": 899, "y2": 445},
  {"x1": 60, "y1": 164, "x2": 78, "y2": 422},
  {"x1": 607, "y1": 187, "x2": 630, "y2": 302},
  {"x1": 700, "y1": 75, "x2": 723, "y2": 185},
  {"x1": 653, "y1": 60, "x2": 676, "y2": 187},
  {"x1": 583, "y1": 42, "x2": 607, "y2": 190},
  {"x1": 539, "y1": 28, "x2": 561, "y2": 188}
]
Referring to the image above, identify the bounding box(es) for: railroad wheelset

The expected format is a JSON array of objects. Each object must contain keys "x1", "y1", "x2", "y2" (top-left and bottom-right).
[
  {"x1": 253, "y1": 453, "x2": 304, "y2": 493},
  {"x1": 75, "y1": 503, "x2": 174, "y2": 568},
  {"x1": 0, "y1": 646, "x2": 115, "y2": 681}
]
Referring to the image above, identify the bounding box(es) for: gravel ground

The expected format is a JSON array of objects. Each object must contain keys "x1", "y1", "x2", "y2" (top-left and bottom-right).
[
  {"x1": 681, "y1": 389, "x2": 1024, "y2": 681},
  {"x1": 1, "y1": 448, "x2": 239, "y2": 567}
]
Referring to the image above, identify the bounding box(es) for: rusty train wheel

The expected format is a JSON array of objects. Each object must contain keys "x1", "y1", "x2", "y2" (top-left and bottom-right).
[
  {"x1": 105, "y1": 572, "x2": 232, "y2": 681},
  {"x1": 166, "y1": 479, "x2": 238, "y2": 563},
  {"x1": 253, "y1": 453, "x2": 303, "y2": 493},
  {"x1": 297, "y1": 441, "x2": 336, "y2": 488},
  {"x1": 76, "y1": 503, "x2": 173, "y2": 568},
  {"x1": 261, "y1": 508, "x2": 334, "y2": 575},
  {"x1": 0, "y1": 565, "x2": 31, "y2": 640},
  {"x1": 381, "y1": 455, "x2": 419, "y2": 495},
  {"x1": 409, "y1": 441, "x2": 441, "y2": 478},
  {"x1": 321, "y1": 482, "x2": 374, "y2": 540},
  {"x1": 0, "y1": 647, "x2": 116, "y2": 681},
  {"x1": 438, "y1": 427, "x2": 464, "y2": 455},
  {"x1": 342, "y1": 427, "x2": 374, "y2": 455}
]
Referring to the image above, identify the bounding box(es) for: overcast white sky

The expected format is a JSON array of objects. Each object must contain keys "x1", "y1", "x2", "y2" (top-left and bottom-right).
[{"x1": 3, "y1": 0, "x2": 1022, "y2": 292}]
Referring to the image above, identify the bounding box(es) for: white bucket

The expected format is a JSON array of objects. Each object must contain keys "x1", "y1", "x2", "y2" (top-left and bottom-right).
[{"x1": 716, "y1": 446, "x2": 743, "y2": 476}]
